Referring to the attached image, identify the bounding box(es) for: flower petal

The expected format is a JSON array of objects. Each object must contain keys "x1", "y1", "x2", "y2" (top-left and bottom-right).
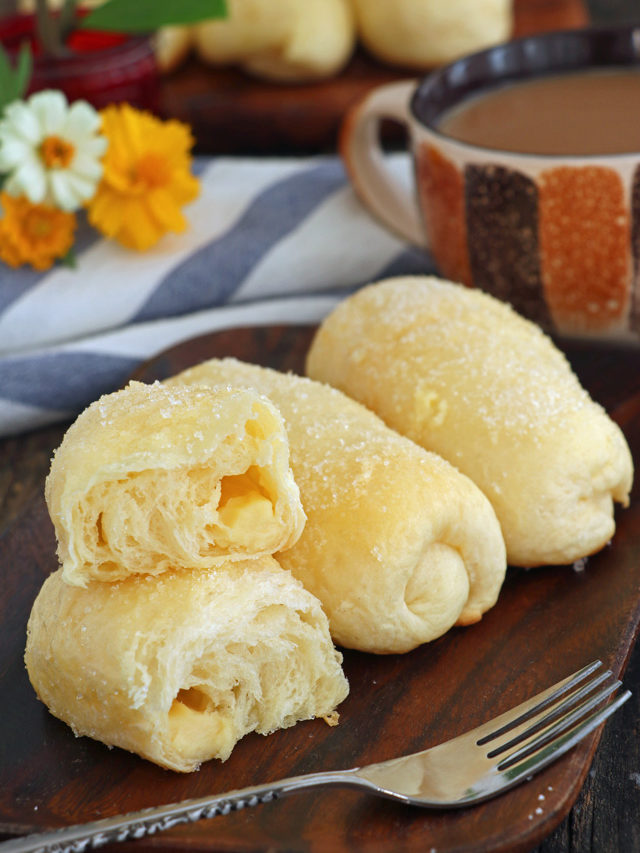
[
  {"x1": 63, "y1": 99, "x2": 102, "y2": 141},
  {"x1": 0, "y1": 135, "x2": 31, "y2": 170},
  {"x1": 121, "y1": 198, "x2": 162, "y2": 250},
  {"x1": 147, "y1": 188, "x2": 187, "y2": 231},
  {"x1": 3, "y1": 174, "x2": 23, "y2": 199},
  {"x1": 64, "y1": 170, "x2": 97, "y2": 204},
  {"x1": 70, "y1": 151, "x2": 104, "y2": 182},
  {"x1": 29, "y1": 90, "x2": 68, "y2": 136},
  {"x1": 88, "y1": 190, "x2": 124, "y2": 238},
  {"x1": 1, "y1": 101, "x2": 42, "y2": 145},
  {"x1": 49, "y1": 170, "x2": 81, "y2": 211},
  {"x1": 13, "y1": 158, "x2": 47, "y2": 204},
  {"x1": 78, "y1": 135, "x2": 108, "y2": 159}
]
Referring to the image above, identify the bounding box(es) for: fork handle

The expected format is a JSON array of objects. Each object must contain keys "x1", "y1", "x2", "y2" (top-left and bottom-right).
[{"x1": 0, "y1": 770, "x2": 362, "y2": 853}]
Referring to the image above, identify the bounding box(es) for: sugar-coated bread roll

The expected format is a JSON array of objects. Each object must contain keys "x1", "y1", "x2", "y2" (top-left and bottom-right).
[
  {"x1": 167, "y1": 359, "x2": 506, "y2": 654},
  {"x1": 45, "y1": 381, "x2": 305, "y2": 587},
  {"x1": 193, "y1": 0, "x2": 355, "y2": 82},
  {"x1": 306, "y1": 276, "x2": 634, "y2": 568},
  {"x1": 25, "y1": 558, "x2": 348, "y2": 772},
  {"x1": 351, "y1": 0, "x2": 513, "y2": 69}
]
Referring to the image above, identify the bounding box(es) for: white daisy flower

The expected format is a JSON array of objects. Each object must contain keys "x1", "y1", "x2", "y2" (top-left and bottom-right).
[{"x1": 0, "y1": 90, "x2": 108, "y2": 212}]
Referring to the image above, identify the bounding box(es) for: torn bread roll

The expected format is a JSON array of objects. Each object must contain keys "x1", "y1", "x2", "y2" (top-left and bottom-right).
[
  {"x1": 306, "y1": 276, "x2": 634, "y2": 568},
  {"x1": 167, "y1": 359, "x2": 506, "y2": 654},
  {"x1": 25, "y1": 558, "x2": 348, "y2": 772},
  {"x1": 45, "y1": 381, "x2": 305, "y2": 587}
]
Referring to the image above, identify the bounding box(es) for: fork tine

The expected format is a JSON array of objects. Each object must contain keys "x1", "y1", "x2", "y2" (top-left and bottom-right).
[
  {"x1": 485, "y1": 672, "x2": 619, "y2": 758},
  {"x1": 476, "y1": 660, "x2": 603, "y2": 746},
  {"x1": 494, "y1": 678, "x2": 626, "y2": 767},
  {"x1": 495, "y1": 687, "x2": 631, "y2": 781}
]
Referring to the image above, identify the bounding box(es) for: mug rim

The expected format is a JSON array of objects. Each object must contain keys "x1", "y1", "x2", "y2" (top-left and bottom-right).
[{"x1": 409, "y1": 24, "x2": 640, "y2": 161}]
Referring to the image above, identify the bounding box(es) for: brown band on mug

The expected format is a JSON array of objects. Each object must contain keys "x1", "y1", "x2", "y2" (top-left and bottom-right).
[
  {"x1": 630, "y1": 166, "x2": 640, "y2": 334},
  {"x1": 416, "y1": 143, "x2": 471, "y2": 286},
  {"x1": 464, "y1": 164, "x2": 549, "y2": 327},
  {"x1": 538, "y1": 166, "x2": 630, "y2": 333}
]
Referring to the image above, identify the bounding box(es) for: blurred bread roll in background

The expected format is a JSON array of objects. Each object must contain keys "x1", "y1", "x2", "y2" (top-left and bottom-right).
[
  {"x1": 25, "y1": 558, "x2": 348, "y2": 772},
  {"x1": 45, "y1": 381, "x2": 305, "y2": 586},
  {"x1": 21, "y1": 0, "x2": 512, "y2": 79},
  {"x1": 306, "y1": 277, "x2": 633, "y2": 568},
  {"x1": 167, "y1": 358, "x2": 506, "y2": 654},
  {"x1": 351, "y1": 0, "x2": 513, "y2": 68},
  {"x1": 162, "y1": 0, "x2": 356, "y2": 81},
  {"x1": 154, "y1": 25, "x2": 195, "y2": 73}
]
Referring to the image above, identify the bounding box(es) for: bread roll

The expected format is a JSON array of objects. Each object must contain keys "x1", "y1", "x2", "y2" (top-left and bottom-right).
[
  {"x1": 154, "y1": 25, "x2": 194, "y2": 73},
  {"x1": 306, "y1": 276, "x2": 634, "y2": 567},
  {"x1": 351, "y1": 0, "x2": 513, "y2": 69},
  {"x1": 25, "y1": 558, "x2": 348, "y2": 772},
  {"x1": 167, "y1": 359, "x2": 506, "y2": 654},
  {"x1": 193, "y1": 0, "x2": 355, "y2": 82},
  {"x1": 45, "y1": 381, "x2": 305, "y2": 587}
]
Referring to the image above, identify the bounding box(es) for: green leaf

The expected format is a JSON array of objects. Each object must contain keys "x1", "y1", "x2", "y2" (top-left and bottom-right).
[
  {"x1": 79, "y1": 0, "x2": 227, "y2": 33},
  {"x1": 15, "y1": 43, "x2": 33, "y2": 100},
  {"x1": 0, "y1": 42, "x2": 34, "y2": 114},
  {"x1": 0, "y1": 46, "x2": 13, "y2": 91},
  {"x1": 60, "y1": 246, "x2": 78, "y2": 269}
]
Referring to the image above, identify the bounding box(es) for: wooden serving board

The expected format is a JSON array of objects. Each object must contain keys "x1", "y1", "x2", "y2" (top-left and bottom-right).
[
  {"x1": 1, "y1": 324, "x2": 639, "y2": 853},
  {"x1": 159, "y1": 0, "x2": 590, "y2": 155}
]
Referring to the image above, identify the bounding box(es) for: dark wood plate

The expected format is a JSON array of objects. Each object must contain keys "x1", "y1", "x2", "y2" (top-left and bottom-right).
[{"x1": 1, "y1": 324, "x2": 639, "y2": 853}]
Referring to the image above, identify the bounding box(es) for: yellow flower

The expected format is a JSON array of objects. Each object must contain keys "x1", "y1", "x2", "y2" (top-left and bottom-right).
[
  {"x1": 87, "y1": 104, "x2": 199, "y2": 251},
  {"x1": 0, "y1": 191, "x2": 76, "y2": 270}
]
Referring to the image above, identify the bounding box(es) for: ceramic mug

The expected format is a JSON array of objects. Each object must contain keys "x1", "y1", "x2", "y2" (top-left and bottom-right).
[{"x1": 341, "y1": 26, "x2": 640, "y2": 343}]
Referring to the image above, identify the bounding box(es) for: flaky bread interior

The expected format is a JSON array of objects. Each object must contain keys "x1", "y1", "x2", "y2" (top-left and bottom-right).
[
  {"x1": 25, "y1": 557, "x2": 348, "y2": 772},
  {"x1": 167, "y1": 359, "x2": 506, "y2": 654},
  {"x1": 306, "y1": 276, "x2": 634, "y2": 568},
  {"x1": 45, "y1": 381, "x2": 305, "y2": 586}
]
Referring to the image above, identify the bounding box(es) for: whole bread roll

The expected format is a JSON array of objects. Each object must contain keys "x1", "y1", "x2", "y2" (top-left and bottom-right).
[
  {"x1": 306, "y1": 276, "x2": 634, "y2": 568},
  {"x1": 193, "y1": 0, "x2": 355, "y2": 82},
  {"x1": 351, "y1": 0, "x2": 513, "y2": 69},
  {"x1": 25, "y1": 558, "x2": 348, "y2": 772},
  {"x1": 45, "y1": 381, "x2": 305, "y2": 587},
  {"x1": 167, "y1": 358, "x2": 506, "y2": 654}
]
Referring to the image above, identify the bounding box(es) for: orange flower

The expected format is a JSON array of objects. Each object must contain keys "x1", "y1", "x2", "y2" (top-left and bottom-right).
[
  {"x1": 0, "y1": 191, "x2": 76, "y2": 271},
  {"x1": 87, "y1": 104, "x2": 199, "y2": 251}
]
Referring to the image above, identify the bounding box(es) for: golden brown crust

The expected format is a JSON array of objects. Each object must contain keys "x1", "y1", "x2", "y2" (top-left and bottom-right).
[
  {"x1": 25, "y1": 558, "x2": 348, "y2": 772},
  {"x1": 306, "y1": 276, "x2": 634, "y2": 567},
  {"x1": 167, "y1": 359, "x2": 506, "y2": 653}
]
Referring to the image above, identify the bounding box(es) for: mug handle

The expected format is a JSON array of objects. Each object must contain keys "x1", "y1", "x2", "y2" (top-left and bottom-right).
[{"x1": 340, "y1": 79, "x2": 428, "y2": 249}]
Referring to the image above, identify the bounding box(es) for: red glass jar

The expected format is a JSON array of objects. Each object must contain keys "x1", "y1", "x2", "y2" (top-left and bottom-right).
[{"x1": 0, "y1": 14, "x2": 159, "y2": 111}]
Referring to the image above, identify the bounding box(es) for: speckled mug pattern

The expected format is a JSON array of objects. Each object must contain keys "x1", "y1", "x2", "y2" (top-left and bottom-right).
[{"x1": 417, "y1": 142, "x2": 638, "y2": 338}]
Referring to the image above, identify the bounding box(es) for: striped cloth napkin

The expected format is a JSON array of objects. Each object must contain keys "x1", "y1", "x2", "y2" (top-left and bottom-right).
[{"x1": 0, "y1": 154, "x2": 434, "y2": 437}]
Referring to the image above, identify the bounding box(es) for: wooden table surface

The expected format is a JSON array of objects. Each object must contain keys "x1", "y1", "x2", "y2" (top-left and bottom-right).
[{"x1": 2, "y1": 1, "x2": 640, "y2": 851}]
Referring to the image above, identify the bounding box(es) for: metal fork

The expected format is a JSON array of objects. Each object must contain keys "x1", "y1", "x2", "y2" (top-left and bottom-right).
[{"x1": 1, "y1": 660, "x2": 629, "y2": 853}]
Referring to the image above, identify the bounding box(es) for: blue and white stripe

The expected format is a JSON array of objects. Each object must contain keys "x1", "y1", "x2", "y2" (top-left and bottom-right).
[{"x1": 0, "y1": 154, "x2": 435, "y2": 436}]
